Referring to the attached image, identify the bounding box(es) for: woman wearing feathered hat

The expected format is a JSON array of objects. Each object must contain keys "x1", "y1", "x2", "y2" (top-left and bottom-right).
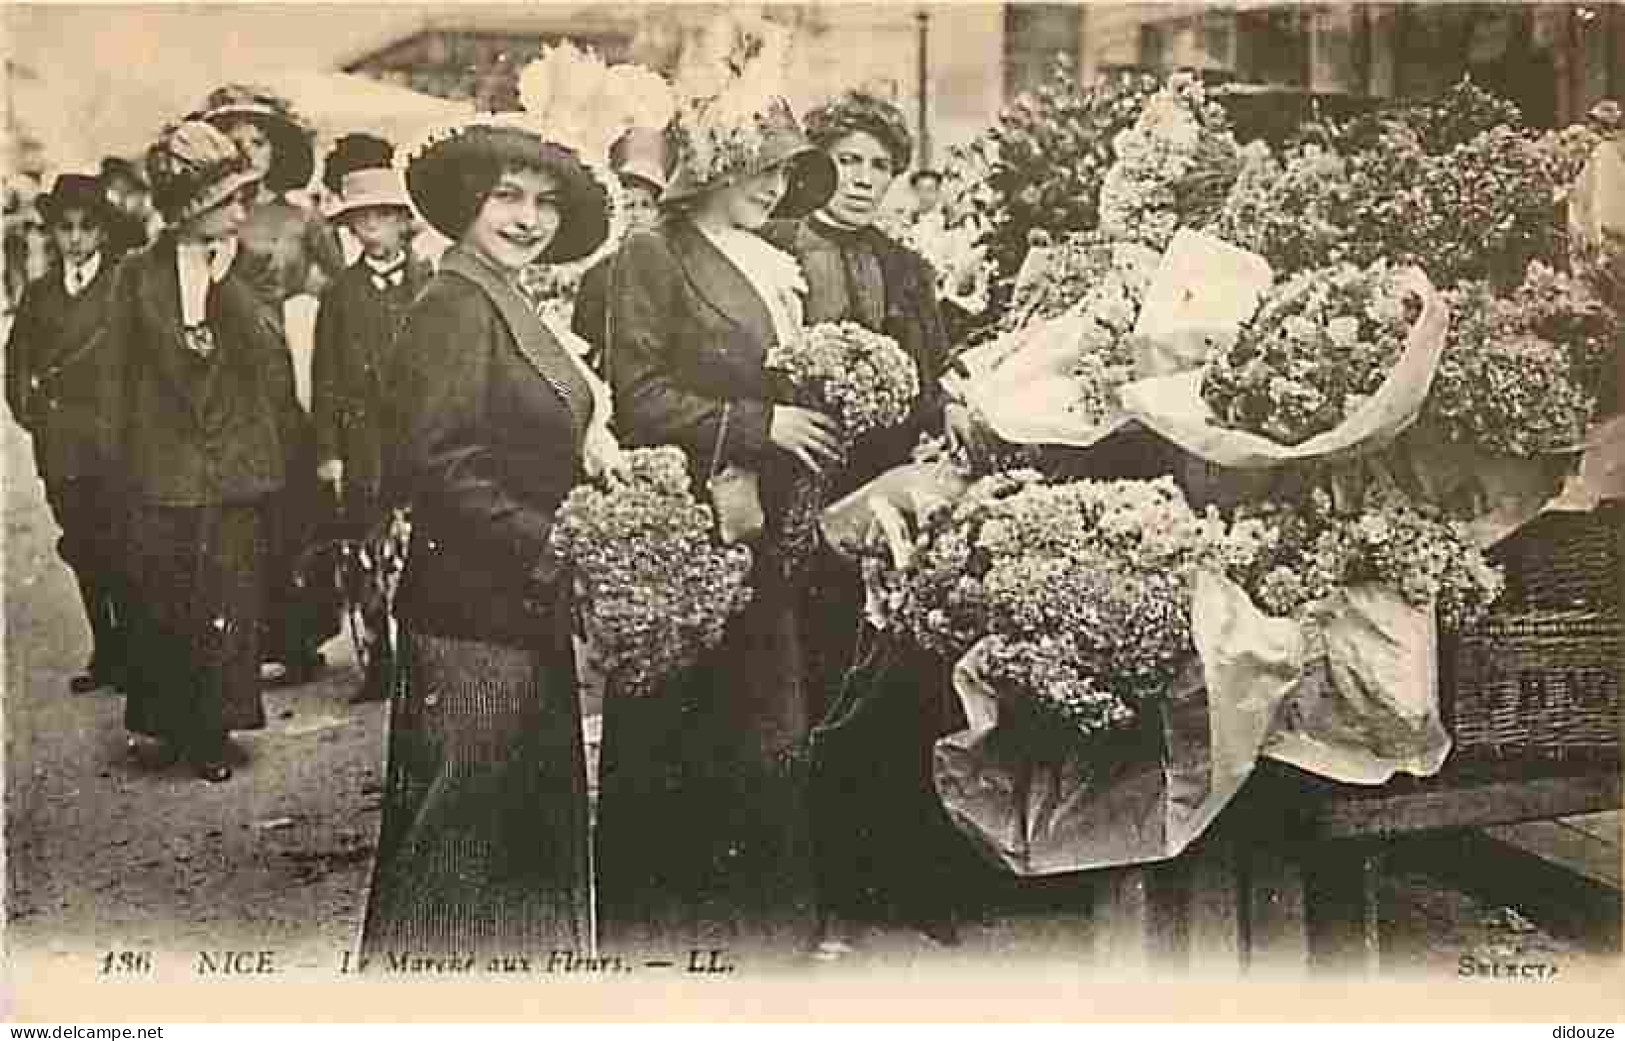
[
  {"x1": 592, "y1": 77, "x2": 843, "y2": 957},
  {"x1": 357, "y1": 113, "x2": 623, "y2": 959},
  {"x1": 197, "y1": 84, "x2": 346, "y2": 686},
  {"x1": 97, "y1": 120, "x2": 300, "y2": 782}
]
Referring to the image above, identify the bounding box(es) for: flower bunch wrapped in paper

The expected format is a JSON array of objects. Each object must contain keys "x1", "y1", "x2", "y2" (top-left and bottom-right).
[
  {"x1": 1382, "y1": 261, "x2": 1619, "y2": 543},
  {"x1": 1097, "y1": 73, "x2": 1242, "y2": 252},
  {"x1": 1122, "y1": 259, "x2": 1449, "y2": 469},
  {"x1": 1225, "y1": 479, "x2": 1505, "y2": 782},
  {"x1": 862, "y1": 472, "x2": 1304, "y2": 874},
  {"x1": 765, "y1": 319, "x2": 920, "y2": 572},
  {"x1": 946, "y1": 236, "x2": 1160, "y2": 450},
  {"x1": 550, "y1": 446, "x2": 755, "y2": 697}
]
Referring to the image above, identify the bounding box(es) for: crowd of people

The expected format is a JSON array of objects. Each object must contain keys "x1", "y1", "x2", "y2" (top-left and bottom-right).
[{"x1": 6, "y1": 73, "x2": 988, "y2": 966}]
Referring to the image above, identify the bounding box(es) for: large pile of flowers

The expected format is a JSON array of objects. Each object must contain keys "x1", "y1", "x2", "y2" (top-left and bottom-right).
[
  {"x1": 1201, "y1": 261, "x2": 1422, "y2": 446},
  {"x1": 551, "y1": 446, "x2": 755, "y2": 697},
  {"x1": 866, "y1": 473, "x2": 1267, "y2": 739}
]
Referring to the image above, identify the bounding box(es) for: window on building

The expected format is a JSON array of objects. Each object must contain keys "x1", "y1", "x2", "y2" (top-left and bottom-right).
[{"x1": 1004, "y1": 4, "x2": 1080, "y2": 100}]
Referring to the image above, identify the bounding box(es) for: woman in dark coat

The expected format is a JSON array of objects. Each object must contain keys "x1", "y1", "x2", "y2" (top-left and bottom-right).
[
  {"x1": 766, "y1": 91, "x2": 987, "y2": 955},
  {"x1": 198, "y1": 85, "x2": 346, "y2": 684},
  {"x1": 593, "y1": 94, "x2": 841, "y2": 962},
  {"x1": 358, "y1": 117, "x2": 620, "y2": 960},
  {"x1": 100, "y1": 120, "x2": 295, "y2": 781}
]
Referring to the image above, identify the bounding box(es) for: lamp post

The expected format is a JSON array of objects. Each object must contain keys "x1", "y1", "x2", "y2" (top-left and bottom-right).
[{"x1": 916, "y1": 6, "x2": 931, "y2": 169}]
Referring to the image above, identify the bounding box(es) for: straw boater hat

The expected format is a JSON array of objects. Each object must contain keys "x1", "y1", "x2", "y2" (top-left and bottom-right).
[
  {"x1": 195, "y1": 84, "x2": 316, "y2": 193},
  {"x1": 36, "y1": 173, "x2": 116, "y2": 228},
  {"x1": 401, "y1": 115, "x2": 611, "y2": 265},
  {"x1": 145, "y1": 120, "x2": 262, "y2": 225},
  {"x1": 661, "y1": 94, "x2": 835, "y2": 219},
  {"x1": 327, "y1": 168, "x2": 414, "y2": 222}
]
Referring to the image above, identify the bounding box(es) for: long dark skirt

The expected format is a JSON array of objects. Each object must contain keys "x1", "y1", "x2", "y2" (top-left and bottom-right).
[
  {"x1": 594, "y1": 572, "x2": 817, "y2": 964},
  {"x1": 360, "y1": 627, "x2": 591, "y2": 960},
  {"x1": 803, "y1": 553, "x2": 993, "y2": 929},
  {"x1": 123, "y1": 502, "x2": 268, "y2": 761}
]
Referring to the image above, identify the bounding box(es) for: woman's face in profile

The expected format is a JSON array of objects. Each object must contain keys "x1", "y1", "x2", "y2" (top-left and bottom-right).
[
  {"x1": 466, "y1": 166, "x2": 562, "y2": 274},
  {"x1": 709, "y1": 163, "x2": 789, "y2": 231}
]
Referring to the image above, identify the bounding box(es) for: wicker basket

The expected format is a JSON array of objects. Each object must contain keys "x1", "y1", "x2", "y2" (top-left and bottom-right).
[
  {"x1": 1444, "y1": 609, "x2": 1622, "y2": 761},
  {"x1": 1488, "y1": 505, "x2": 1622, "y2": 610}
]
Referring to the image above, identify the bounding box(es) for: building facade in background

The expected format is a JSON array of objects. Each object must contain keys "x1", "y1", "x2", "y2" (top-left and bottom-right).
[{"x1": 334, "y1": 4, "x2": 1622, "y2": 169}]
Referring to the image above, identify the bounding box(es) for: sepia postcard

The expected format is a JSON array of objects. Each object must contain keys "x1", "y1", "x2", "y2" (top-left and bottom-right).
[{"x1": 3, "y1": 0, "x2": 1622, "y2": 1022}]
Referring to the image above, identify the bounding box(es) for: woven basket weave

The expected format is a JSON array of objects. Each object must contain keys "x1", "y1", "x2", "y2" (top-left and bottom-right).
[
  {"x1": 1488, "y1": 504, "x2": 1621, "y2": 610},
  {"x1": 1444, "y1": 609, "x2": 1622, "y2": 761}
]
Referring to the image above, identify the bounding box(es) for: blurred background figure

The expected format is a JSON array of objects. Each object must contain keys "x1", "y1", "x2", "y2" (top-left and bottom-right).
[
  {"x1": 310, "y1": 136, "x2": 428, "y2": 704},
  {"x1": 98, "y1": 156, "x2": 157, "y2": 257},
  {"x1": 196, "y1": 84, "x2": 344, "y2": 687},
  {"x1": 5, "y1": 172, "x2": 132, "y2": 695},
  {"x1": 570, "y1": 125, "x2": 671, "y2": 370},
  {"x1": 906, "y1": 168, "x2": 944, "y2": 222},
  {"x1": 104, "y1": 120, "x2": 300, "y2": 782}
]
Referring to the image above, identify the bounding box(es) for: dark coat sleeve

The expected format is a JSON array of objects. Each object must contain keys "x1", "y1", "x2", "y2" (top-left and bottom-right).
[
  {"x1": 386, "y1": 282, "x2": 559, "y2": 583},
  {"x1": 5, "y1": 282, "x2": 39, "y2": 430},
  {"x1": 606, "y1": 229, "x2": 771, "y2": 472},
  {"x1": 309, "y1": 280, "x2": 345, "y2": 465},
  {"x1": 569, "y1": 257, "x2": 610, "y2": 373}
]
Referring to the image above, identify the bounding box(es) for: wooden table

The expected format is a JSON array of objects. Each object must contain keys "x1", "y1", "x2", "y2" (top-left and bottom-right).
[{"x1": 1086, "y1": 756, "x2": 1623, "y2": 974}]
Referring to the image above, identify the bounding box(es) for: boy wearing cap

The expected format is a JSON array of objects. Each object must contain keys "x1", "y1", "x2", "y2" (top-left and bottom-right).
[
  {"x1": 5, "y1": 173, "x2": 132, "y2": 694},
  {"x1": 569, "y1": 126, "x2": 668, "y2": 371},
  {"x1": 311, "y1": 150, "x2": 428, "y2": 703}
]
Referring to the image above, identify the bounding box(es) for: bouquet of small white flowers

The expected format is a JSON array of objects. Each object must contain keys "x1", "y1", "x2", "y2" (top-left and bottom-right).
[
  {"x1": 765, "y1": 320, "x2": 920, "y2": 573},
  {"x1": 868, "y1": 472, "x2": 1269, "y2": 740},
  {"x1": 1097, "y1": 73, "x2": 1241, "y2": 252},
  {"x1": 551, "y1": 446, "x2": 755, "y2": 697},
  {"x1": 1200, "y1": 261, "x2": 1425, "y2": 446}
]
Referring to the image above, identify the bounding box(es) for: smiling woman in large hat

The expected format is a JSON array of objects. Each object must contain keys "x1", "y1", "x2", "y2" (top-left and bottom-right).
[
  {"x1": 357, "y1": 112, "x2": 623, "y2": 962},
  {"x1": 592, "y1": 46, "x2": 845, "y2": 959}
]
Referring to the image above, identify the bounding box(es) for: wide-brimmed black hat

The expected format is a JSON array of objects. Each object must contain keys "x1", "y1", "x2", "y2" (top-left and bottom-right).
[
  {"x1": 196, "y1": 84, "x2": 315, "y2": 193},
  {"x1": 661, "y1": 96, "x2": 835, "y2": 220},
  {"x1": 403, "y1": 118, "x2": 610, "y2": 265},
  {"x1": 37, "y1": 173, "x2": 116, "y2": 227}
]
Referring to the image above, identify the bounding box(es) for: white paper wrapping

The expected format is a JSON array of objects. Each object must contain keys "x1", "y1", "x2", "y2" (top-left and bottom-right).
[{"x1": 1119, "y1": 266, "x2": 1451, "y2": 469}]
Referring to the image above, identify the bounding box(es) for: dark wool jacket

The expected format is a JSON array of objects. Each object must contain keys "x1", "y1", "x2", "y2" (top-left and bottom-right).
[
  {"x1": 568, "y1": 252, "x2": 613, "y2": 375},
  {"x1": 604, "y1": 220, "x2": 786, "y2": 499},
  {"x1": 310, "y1": 254, "x2": 432, "y2": 497},
  {"x1": 99, "y1": 237, "x2": 303, "y2": 507},
  {"x1": 5, "y1": 258, "x2": 120, "y2": 482},
  {"x1": 383, "y1": 247, "x2": 593, "y2": 649},
  {"x1": 761, "y1": 215, "x2": 950, "y2": 494}
]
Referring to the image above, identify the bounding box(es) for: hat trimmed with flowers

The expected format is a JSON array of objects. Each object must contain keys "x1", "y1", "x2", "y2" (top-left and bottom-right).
[
  {"x1": 399, "y1": 114, "x2": 611, "y2": 265},
  {"x1": 145, "y1": 120, "x2": 261, "y2": 225},
  {"x1": 661, "y1": 95, "x2": 834, "y2": 218},
  {"x1": 195, "y1": 84, "x2": 316, "y2": 193},
  {"x1": 660, "y1": 16, "x2": 834, "y2": 219}
]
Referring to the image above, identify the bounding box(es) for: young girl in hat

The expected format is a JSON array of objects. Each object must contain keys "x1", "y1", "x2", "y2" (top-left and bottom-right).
[
  {"x1": 198, "y1": 84, "x2": 346, "y2": 686},
  {"x1": 309, "y1": 138, "x2": 430, "y2": 704},
  {"x1": 593, "y1": 85, "x2": 843, "y2": 959},
  {"x1": 358, "y1": 114, "x2": 622, "y2": 959},
  {"x1": 98, "y1": 121, "x2": 301, "y2": 782},
  {"x1": 5, "y1": 173, "x2": 132, "y2": 694}
]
